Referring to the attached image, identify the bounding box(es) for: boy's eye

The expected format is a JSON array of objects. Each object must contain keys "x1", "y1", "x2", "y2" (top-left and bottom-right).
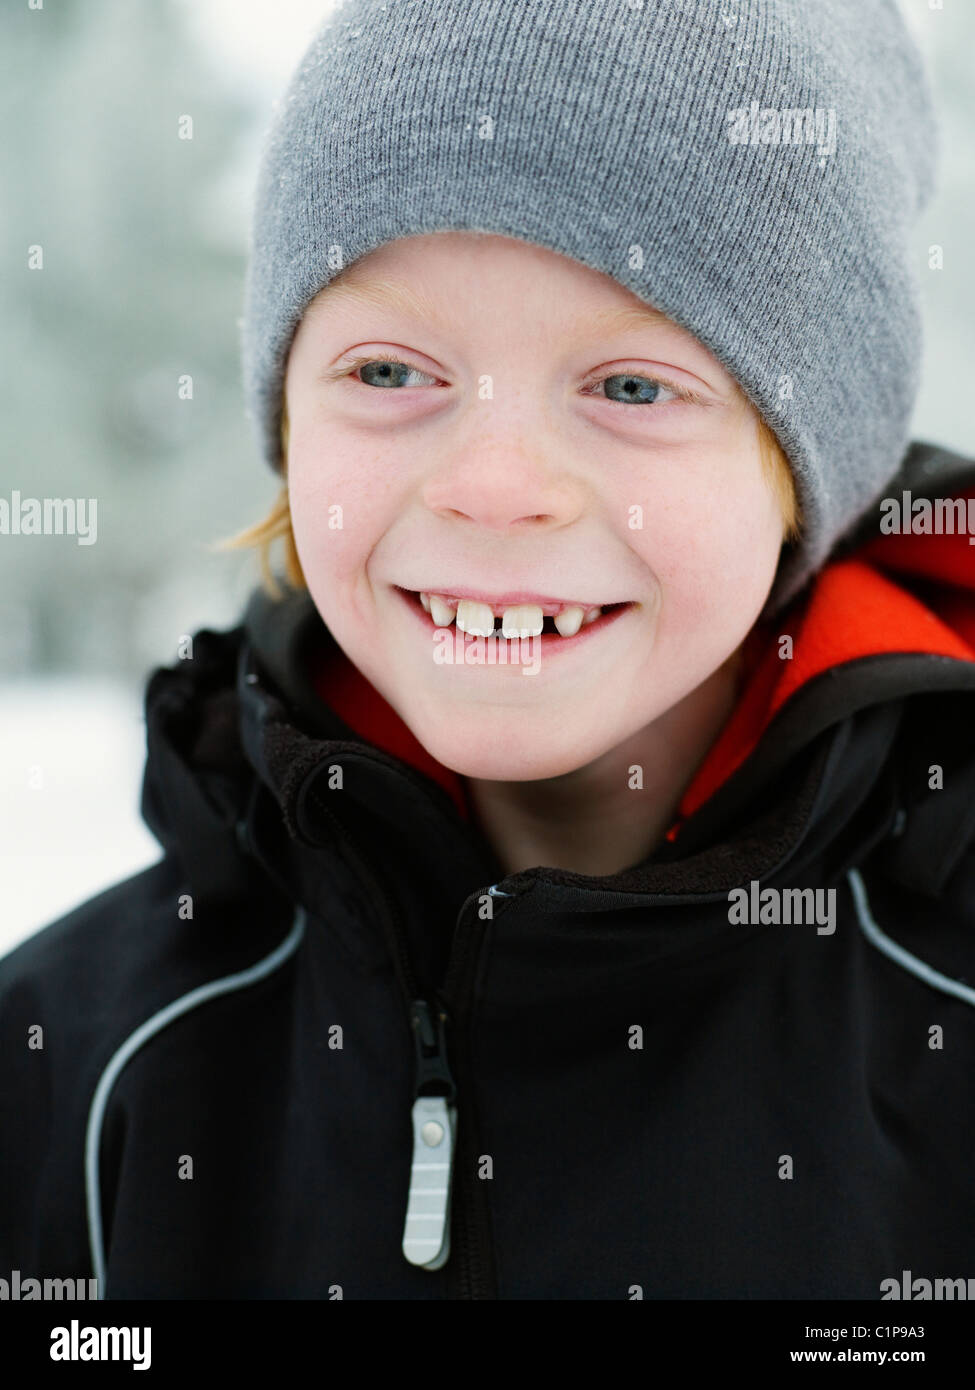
[
  {"x1": 354, "y1": 357, "x2": 439, "y2": 388},
  {"x1": 583, "y1": 372, "x2": 680, "y2": 406}
]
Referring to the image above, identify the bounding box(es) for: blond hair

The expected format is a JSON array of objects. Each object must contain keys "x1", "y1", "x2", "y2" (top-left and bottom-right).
[{"x1": 216, "y1": 394, "x2": 801, "y2": 600}]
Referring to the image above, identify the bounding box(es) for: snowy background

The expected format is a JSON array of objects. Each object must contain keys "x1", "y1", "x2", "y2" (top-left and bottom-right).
[{"x1": 1, "y1": 0, "x2": 973, "y2": 957}]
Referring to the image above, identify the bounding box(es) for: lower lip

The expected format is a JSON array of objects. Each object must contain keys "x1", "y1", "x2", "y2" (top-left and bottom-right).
[{"x1": 391, "y1": 587, "x2": 636, "y2": 658}]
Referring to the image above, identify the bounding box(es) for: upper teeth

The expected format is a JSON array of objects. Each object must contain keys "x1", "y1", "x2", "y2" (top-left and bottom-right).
[{"x1": 420, "y1": 594, "x2": 603, "y2": 637}]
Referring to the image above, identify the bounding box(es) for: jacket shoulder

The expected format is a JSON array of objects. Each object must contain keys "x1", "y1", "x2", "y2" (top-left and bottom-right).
[
  {"x1": 0, "y1": 850, "x2": 293, "y2": 1056},
  {"x1": 0, "y1": 853, "x2": 296, "y2": 1274},
  {"x1": 0, "y1": 855, "x2": 219, "y2": 1151},
  {"x1": 0, "y1": 857, "x2": 186, "y2": 1273}
]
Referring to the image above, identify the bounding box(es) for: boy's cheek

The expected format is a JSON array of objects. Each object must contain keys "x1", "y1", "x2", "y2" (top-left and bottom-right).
[
  {"x1": 632, "y1": 514, "x2": 779, "y2": 628},
  {"x1": 290, "y1": 460, "x2": 394, "y2": 577}
]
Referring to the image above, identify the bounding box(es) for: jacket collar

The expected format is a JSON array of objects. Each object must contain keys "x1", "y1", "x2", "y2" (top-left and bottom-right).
[{"x1": 233, "y1": 602, "x2": 898, "y2": 905}]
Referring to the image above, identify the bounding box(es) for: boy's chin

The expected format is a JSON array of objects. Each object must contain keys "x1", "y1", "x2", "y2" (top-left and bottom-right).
[{"x1": 404, "y1": 720, "x2": 610, "y2": 784}]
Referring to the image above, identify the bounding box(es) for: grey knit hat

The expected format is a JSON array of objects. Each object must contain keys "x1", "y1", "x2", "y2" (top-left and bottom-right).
[{"x1": 240, "y1": 0, "x2": 937, "y2": 614}]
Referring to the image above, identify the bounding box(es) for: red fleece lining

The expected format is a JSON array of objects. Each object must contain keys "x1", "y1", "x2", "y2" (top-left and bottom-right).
[
  {"x1": 310, "y1": 529, "x2": 975, "y2": 842},
  {"x1": 670, "y1": 559, "x2": 974, "y2": 834}
]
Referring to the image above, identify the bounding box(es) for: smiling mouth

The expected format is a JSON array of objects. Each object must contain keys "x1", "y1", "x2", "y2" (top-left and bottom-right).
[{"x1": 394, "y1": 586, "x2": 634, "y2": 639}]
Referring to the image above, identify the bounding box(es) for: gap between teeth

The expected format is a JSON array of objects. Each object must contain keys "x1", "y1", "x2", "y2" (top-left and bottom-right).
[{"x1": 420, "y1": 593, "x2": 601, "y2": 637}]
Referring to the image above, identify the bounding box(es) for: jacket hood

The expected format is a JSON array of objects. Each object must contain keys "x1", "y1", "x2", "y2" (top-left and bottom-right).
[{"x1": 140, "y1": 439, "x2": 975, "y2": 916}]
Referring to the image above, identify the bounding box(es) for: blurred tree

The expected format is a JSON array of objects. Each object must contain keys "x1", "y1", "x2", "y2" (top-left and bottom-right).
[{"x1": 0, "y1": 0, "x2": 272, "y2": 678}]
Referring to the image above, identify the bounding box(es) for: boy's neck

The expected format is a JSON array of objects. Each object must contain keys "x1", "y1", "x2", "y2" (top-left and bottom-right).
[{"x1": 463, "y1": 646, "x2": 745, "y2": 879}]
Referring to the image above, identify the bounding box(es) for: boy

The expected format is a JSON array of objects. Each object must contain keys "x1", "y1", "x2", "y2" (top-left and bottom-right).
[{"x1": 2, "y1": 0, "x2": 975, "y2": 1302}]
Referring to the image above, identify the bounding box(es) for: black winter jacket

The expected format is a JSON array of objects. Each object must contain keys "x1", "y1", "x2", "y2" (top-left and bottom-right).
[{"x1": 3, "y1": 440, "x2": 975, "y2": 1301}]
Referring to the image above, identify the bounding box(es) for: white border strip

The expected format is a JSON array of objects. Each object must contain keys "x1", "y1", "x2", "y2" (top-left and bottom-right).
[
  {"x1": 848, "y1": 868, "x2": 975, "y2": 1008},
  {"x1": 84, "y1": 907, "x2": 307, "y2": 1297}
]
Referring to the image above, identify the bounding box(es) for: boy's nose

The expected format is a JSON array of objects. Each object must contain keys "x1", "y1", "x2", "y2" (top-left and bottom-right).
[{"x1": 421, "y1": 439, "x2": 588, "y2": 534}]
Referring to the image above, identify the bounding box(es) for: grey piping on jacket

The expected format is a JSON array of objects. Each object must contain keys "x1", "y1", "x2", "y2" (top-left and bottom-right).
[
  {"x1": 84, "y1": 907, "x2": 308, "y2": 1299},
  {"x1": 848, "y1": 868, "x2": 975, "y2": 1009}
]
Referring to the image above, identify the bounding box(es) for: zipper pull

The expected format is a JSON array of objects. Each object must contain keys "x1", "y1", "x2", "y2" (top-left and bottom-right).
[{"x1": 402, "y1": 999, "x2": 457, "y2": 1270}]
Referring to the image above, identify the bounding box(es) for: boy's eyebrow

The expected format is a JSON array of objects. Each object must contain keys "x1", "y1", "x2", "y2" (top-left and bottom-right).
[
  {"x1": 315, "y1": 277, "x2": 673, "y2": 339},
  {"x1": 315, "y1": 277, "x2": 445, "y2": 326},
  {"x1": 584, "y1": 303, "x2": 673, "y2": 336}
]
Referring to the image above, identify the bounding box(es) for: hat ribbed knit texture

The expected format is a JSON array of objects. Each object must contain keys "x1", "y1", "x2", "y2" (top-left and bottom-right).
[{"x1": 241, "y1": 0, "x2": 937, "y2": 613}]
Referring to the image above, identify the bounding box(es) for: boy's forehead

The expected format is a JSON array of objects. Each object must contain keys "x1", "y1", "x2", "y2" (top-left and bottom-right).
[
  {"x1": 303, "y1": 233, "x2": 706, "y2": 347},
  {"x1": 312, "y1": 272, "x2": 672, "y2": 336}
]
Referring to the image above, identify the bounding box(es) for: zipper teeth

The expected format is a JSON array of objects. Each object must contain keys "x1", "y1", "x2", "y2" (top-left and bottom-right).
[
  {"x1": 307, "y1": 781, "x2": 498, "y2": 1296},
  {"x1": 310, "y1": 791, "x2": 465, "y2": 1282},
  {"x1": 456, "y1": 1077, "x2": 487, "y2": 1298},
  {"x1": 438, "y1": 894, "x2": 504, "y2": 1300},
  {"x1": 459, "y1": 1167, "x2": 477, "y2": 1299}
]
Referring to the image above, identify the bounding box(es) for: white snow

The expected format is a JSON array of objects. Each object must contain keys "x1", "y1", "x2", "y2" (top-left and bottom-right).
[{"x1": 0, "y1": 679, "x2": 162, "y2": 961}]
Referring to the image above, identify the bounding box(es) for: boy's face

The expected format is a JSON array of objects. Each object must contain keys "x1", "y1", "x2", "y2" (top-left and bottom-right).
[{"x1": 283, "y1": 232, "x2": 784, "y2": 781}]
